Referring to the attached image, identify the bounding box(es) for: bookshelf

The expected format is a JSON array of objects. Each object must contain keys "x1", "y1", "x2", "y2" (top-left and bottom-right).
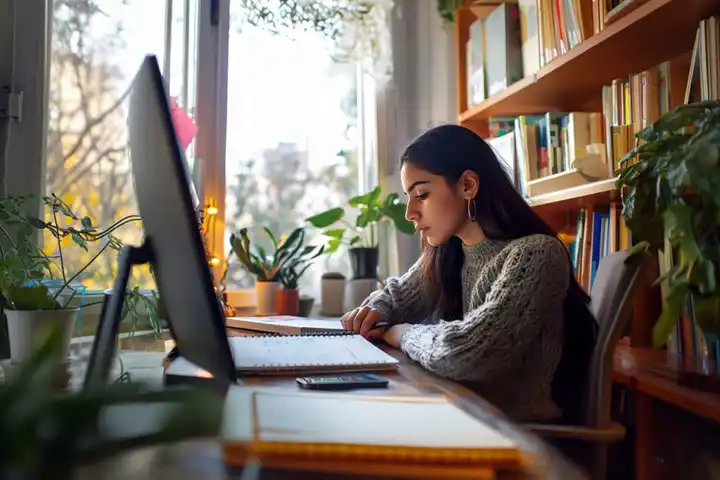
[
  {"x1": 454, "y1": 0, "x2": 720, "y2": 348},
  {"x1": 457, "y1": 0, "x2": 719, "y2": 125}
]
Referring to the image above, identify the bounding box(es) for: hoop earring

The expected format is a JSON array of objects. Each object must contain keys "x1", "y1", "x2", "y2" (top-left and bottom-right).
[{"x1": 467, "y1": 198, "x2": 477, "y2": 222}]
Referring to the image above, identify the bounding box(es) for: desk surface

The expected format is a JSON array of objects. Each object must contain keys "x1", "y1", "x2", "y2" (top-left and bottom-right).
[
  {"x1": 155, "y1": 329, "x2": 586, "y2": 480},
  {"x1": 613, "y1": 345, "x2": 720, "y2": 424}
]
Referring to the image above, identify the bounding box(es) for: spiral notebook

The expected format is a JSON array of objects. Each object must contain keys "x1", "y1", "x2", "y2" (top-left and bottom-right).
[
  {"x1": 221, "y1": 386, "x2": 524, "y2": 475},
  {"x1": 229, "y1": 333, "x2": 399, "y2": 374}
]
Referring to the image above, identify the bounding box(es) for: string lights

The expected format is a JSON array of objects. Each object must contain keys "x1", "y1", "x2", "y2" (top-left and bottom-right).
[{"x1": 198, "y1": 202, "x2": 221, "y2": 267}]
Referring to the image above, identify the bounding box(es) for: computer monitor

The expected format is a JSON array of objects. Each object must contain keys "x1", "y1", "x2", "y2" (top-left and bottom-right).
[{"x1": 83, "y1": 55, "x2": 236, "y2": 389}]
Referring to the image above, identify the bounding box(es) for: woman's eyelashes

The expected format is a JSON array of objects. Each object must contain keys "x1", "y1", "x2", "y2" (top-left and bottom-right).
[{"x1": 415, "y1": 192, "x2": 429, "y2": 200}]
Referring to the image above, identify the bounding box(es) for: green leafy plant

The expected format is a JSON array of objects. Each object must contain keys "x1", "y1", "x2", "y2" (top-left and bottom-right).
[
  {"x1": 305, "y1": 186, "x2": 415, "y2": 253},
  {"x1": 123, "y1": 287, "x2": 164, "y2": 336},
  {"x1": 616, "y1": 100, "x2": 720, "y2": 348},
  {"x1": 437, "y1": 0, "x2": 464, "y2": 22},
  {"x1": 229, "y1": 226, "x2": 317, "y2": 283},
  {"x1": 278, "y1": 242, "x2": 325, "y2": 291},
  {"x1": 0, "y1": 194, "x2": 139, "y2": 311},
  {"x1": 0, "y1": 325, "x2": 222, "y2": 479},
  {"x1": 240, "y1": 0, "x2": 371, "y2": 39}
]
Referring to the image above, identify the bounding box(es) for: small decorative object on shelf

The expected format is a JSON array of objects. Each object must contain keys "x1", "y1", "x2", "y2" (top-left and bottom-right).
[
  {"x1": 305, "y1": 186, "x2": 415, "y2": 281},
  {"x1": 616, "y1": 100, "x2": 720, "y2": 389}
]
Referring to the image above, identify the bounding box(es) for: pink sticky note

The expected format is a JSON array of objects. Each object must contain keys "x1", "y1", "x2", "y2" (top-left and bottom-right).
[{"x1": 170, "y1": 96, "x2": 198, "y2": 150}]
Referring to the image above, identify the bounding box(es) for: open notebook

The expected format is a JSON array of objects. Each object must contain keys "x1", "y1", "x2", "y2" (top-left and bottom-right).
[
  {"x1": 229, "y1": 334, "x2": 399, "y2": 374},
  {"x1": 226, "y1": 315, "x2": 343, "y2": 335},
  {"x1": 221, "y1": 386, "x2": 526, "y2": 476}
]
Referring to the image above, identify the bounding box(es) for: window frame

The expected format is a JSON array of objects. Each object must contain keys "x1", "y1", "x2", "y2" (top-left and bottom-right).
[{"x1": 3, "y1": 0, "x2": 382, "y2": 302}]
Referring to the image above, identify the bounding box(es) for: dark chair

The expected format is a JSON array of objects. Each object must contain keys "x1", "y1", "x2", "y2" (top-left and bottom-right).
[{"x1": 525, "y1": 249, "x2": 654, "y2": 479}]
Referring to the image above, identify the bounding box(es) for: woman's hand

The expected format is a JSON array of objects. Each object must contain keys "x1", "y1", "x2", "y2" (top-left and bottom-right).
[
  {"x1": 342, "y1": 307, "x2": 408, "y2": 348},
  {"x1": 366, "y1": 324, "x2": 408, "y2": 348},
  {"x1": 341, "y1": 306, "x2": 383, "y2": 336}
]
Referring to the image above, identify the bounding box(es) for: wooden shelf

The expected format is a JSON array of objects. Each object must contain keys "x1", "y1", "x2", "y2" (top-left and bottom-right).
[
  {"x1": 459, "y1": 0, "x2": 720, "y2": 122},
  {"x1": 528, "y1": 177, "x2": 621, "y2": 215}
]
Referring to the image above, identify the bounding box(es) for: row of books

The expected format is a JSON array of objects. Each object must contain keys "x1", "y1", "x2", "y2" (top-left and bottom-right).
[
  {"x1": 465, "y1": 0, "x2": 643, "y2": 108},
  {"x1": 561, "y1": 204, "x2": 631, "y2": 292},
  {"x1": 484, "y1": 46, "x2": 700, "y2": 199}
]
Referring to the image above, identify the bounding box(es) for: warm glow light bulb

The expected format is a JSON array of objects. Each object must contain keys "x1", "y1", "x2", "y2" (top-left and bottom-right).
[
  {"x1": 209, "y1": 257, "x2": 221, "y2": 266},
  {"x1": 206, "y1": 206, "x2": 218, "y2": 216}
]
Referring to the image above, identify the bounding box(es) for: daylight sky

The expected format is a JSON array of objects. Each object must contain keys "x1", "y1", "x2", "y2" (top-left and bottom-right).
[{"x1": 95, "y1": 0, "x2": 354, "y2": 179}]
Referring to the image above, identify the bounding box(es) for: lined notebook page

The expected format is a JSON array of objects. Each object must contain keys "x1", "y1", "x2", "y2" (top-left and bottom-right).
[
  {"x1": 229, "y1": 334, "x2": 399, "y2": 373},
  {"x1": 255, "y1": 392, "x2": 518, "y2": 448},
  {"x1": 222, "y1": 386, "x2": 520, "y2": 464}
]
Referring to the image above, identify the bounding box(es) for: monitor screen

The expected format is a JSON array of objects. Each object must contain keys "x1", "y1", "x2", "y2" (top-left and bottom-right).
[{"x1": 125, "y1": 55, "x2": 236, "y2": 386}]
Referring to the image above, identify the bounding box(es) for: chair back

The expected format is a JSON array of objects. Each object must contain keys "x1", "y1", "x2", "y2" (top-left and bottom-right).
[{"x1": 582, "y1": 249, "x2": 653, "y2": 427}]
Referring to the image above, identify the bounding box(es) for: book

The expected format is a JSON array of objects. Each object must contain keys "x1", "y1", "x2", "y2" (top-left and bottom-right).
[
  {"x1": 226, "y1": 315, "x2": 343, "y2": 335},
  {"x1": 229, "y1": 334, "x2": 400, "y2": 375},
  {"x1": 221, "y1": 386, "x2": 525, "y2": 475}
]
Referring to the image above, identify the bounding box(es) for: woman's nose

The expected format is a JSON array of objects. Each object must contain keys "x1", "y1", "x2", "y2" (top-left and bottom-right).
[{"x1": 405, "y1": 202, "x2": 418, "y2": 222}]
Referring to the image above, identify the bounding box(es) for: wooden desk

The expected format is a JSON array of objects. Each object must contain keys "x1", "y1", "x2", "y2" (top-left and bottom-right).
[
  {"x1": 157, "y1": 331, "x2": 587, "y2": 480},
  {"x1": 613, "y1": 345, "x2": 720, "y2": 480}
]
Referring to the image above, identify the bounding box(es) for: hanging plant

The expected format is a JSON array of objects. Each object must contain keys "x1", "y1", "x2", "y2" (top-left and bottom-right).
[
  {"x1": 437, "y1": 0, "x2": 464, "y2": 22},
  {"x1": 237, "y1": 0, "x2": 394, "y2": 81}
]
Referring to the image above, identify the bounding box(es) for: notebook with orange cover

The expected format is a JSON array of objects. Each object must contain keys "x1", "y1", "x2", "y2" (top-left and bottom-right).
[{"x1": 221, "y1": 386, "x2": 526, "y2": 474}]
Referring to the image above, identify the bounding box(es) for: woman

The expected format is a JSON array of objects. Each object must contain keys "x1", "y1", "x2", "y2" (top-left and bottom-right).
[{"x1": 342, "y1": 124, "x2": 598, "y2": 423}]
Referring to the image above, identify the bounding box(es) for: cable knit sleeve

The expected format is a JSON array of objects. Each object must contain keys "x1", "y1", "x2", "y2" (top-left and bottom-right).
[
  {"x1": 362, "y1": 258, "x2": 427, "y2": 326},
  {"x1": 398, "y1": 236, "x2": 569, "y2": 382}
]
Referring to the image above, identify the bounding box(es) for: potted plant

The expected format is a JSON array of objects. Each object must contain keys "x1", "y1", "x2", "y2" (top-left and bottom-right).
[
  {"x1": 277, "y1": 240, "x2": 324, "y2": 316},
  {"x1": 616, "y1": 100, "x2": 720, "y2": 353},
  {"x1": 229, "y1": 226, "x2": 313, "y2": 316},
  {"x1": 0, "y1": 326, "x2": 222, "y2": 479},
  {"x1": 0, "y1": 194, "x2": 138, "y2": 365},
  {"x1": 305, "y1": 186, "x2": 415, "y2": 280}
]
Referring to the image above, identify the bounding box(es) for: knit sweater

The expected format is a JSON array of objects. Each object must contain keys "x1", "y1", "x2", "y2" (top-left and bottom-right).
[{"x1": 365, "y1": 234, "x2": 570, "y2": 421}]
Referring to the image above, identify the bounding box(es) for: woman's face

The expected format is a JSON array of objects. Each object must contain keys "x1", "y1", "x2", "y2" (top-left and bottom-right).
[{"x1": 401, "y1": 163, "x2": 476, "y2": 247}]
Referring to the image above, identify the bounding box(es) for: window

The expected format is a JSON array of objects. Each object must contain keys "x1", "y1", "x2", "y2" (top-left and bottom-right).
[
  {"x1": 44, "y1": 0, "x2": 200, "y2": 291},
  {"x1": 223, "y1": 1, "x2": 363, "y2": 300}
]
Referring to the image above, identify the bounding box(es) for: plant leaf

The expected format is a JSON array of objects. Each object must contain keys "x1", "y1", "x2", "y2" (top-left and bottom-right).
[
  {"x1": 4, "y1": 284, "x2": 59, "y2": 310},
  {"x1": 306, "y1": 208, "x2": 344, "y2": 228},
  {"x1": 263, "y1": 226, "x2": 278, "y2": 251},
  {"x1": 652, "y1": 280, "x2": 688, "y2": 348},
  {"x1": 71, "y1": 232, "x2": 88, "y2": 251},
  {"x1": 348, "y1": 186, "x2": 381, "y2": 207},
  {"x1": 80, "y1": 216, "x2": 94, "y2": 232},
  {"x1": 323, "y1": 228, "x2": 345, "y2": 239}
]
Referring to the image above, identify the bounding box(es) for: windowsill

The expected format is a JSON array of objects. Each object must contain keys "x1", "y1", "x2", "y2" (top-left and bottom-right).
[{"x1": 76, "y1": 288, "x2": 259, "y2": 316}]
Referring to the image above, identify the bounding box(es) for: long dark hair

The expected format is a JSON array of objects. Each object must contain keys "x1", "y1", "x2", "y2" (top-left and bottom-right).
[{"x1": 401, "y1": 124, "x2": 598, "y2": 422}]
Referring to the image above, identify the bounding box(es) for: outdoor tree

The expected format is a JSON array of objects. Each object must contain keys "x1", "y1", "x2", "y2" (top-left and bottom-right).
[{"x1": 46, "y1": 0, "x2": 152, "y2": 289}]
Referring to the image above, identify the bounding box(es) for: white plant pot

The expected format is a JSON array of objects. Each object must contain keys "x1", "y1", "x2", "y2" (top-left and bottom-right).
[
  {"x1": 5, "y1": 309, "x2": 77, "y2": 364},
  {"x1": 255, "y1": 281, "x2": 281, "y2": 316}
]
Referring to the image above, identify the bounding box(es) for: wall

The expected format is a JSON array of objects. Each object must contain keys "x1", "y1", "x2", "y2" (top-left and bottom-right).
[{"x1": 377, "y1": 0, "x2": 458, "y2": 277}]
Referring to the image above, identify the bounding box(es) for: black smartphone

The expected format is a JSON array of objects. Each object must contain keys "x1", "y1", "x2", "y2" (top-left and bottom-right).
[{"x1": 296, "y1": 373, "x2": 389, "y2": 391}]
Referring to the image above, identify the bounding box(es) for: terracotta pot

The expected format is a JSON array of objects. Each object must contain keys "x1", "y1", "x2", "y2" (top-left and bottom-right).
[
  {"x1": 276, "y1": 289, "x2": 300, "y2": 316},
  {"x1": 255, "y1": 281, "x2": 281, "y2": 316}
]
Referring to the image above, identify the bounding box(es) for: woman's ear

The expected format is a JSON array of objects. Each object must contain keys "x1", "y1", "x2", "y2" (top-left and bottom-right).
[{"x1": 459, "y1": 170, "x2": 480, "y2": 199}]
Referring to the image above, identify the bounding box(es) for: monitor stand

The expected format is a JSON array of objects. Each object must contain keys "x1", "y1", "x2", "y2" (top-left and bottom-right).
[{"x1": 83, "y1": 242, "x2": 155, "y2": 390}]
